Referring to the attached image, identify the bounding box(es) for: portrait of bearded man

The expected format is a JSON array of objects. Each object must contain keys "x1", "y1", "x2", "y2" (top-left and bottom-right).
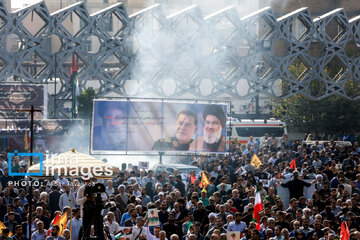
[{"x1": 189, "y1": 104, "x2": 226, "y2": 152}]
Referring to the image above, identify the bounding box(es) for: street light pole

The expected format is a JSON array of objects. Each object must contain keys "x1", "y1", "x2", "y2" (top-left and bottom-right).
[
  {"x1": 158, "y1": 151, "x2": 164, "y2": 164},
  {"x1": 54, "y1": 53, "x2": 57, "y2": 118},
  {"x1": 255, "y1": 94, "x2": 260, "y2": 117}
]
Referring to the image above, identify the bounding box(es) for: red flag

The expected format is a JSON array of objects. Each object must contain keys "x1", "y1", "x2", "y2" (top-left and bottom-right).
[
  {"x1": 290, "y1": 158, "x2": 296, "y2": 170},
  {"x1": 47, "y1": 212, "x2": 60, "y2": 236},
  {"x1": 190, "y1": 175, "x2": 196, "y2": 184},
  {"x1": 276, "y1": 170, "x2": 282, "y2": 187},
  {"x1": 340, "y1": 221, "x2": 349, "y2": 240},
  {"x1": 253, "y1": 191, "x2": 263, "y2": 230}
]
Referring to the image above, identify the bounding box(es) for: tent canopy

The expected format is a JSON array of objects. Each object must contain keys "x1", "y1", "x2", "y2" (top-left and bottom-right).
[{"x1": 27, "y1": 149, "x2": 119, "y2": 179}]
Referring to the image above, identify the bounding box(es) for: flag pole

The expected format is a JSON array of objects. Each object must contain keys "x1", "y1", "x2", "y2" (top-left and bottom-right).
[{"x1": 70, "y1": 176, "x2": 74, "y2": 240}]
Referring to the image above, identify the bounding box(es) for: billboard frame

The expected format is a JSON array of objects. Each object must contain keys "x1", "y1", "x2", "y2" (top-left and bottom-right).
[
  {"x1": 90, "y1": 97, "x2": 231, "y2": 156},
  {"x1": 0, "y1": 84, "x2": 47, "y2": 119}
]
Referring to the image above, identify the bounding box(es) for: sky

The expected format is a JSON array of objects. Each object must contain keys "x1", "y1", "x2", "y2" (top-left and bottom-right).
[{"x1": 11, "y1": 0, "x2": 38, "y2": 9}]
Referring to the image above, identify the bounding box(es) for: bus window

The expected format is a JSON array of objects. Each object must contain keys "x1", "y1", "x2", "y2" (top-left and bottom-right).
[{"x1": 235, "y1": 126, "x2": 285, "y2": 137}]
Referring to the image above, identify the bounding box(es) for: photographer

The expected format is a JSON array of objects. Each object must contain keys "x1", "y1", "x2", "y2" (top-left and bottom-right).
[
  {"x1": 80, "y1": 181, "x2": 107, "y2": 240},
  {"x1": 77, "y1": 180, "x2": 108, "y2": 215}
]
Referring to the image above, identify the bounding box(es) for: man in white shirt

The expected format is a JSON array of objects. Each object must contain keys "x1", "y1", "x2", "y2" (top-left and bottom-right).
[
  {"x1": 59, "y1": 185, "x2": 75, "y2": 211},
  {"x1": 67, "y1": 208, "x2": 82, "y2": 240},
  {"x1": 247, "y1": 136, "x2": 256, "y2": 146},
  {"x1": 31, "y1": 221, "x2": 47, "y2": 240},
  {"x1": 145, "y1": 226, "x2": 168, "y2": 240},
  {"x1": 142, "y1": 170, "x2": 155, "y2": 188},
  {"x1": 131, "y1": 217, "x2": 146, "y2": 240},
  {"x1": 57, "y1": 176, "x2": 69, "y2": 190},
  {"x1": 227, "y1": 212, "x2": 247, "y2": 232},
  {"x1": 106, "y1": 180, "x2": 115, "y2": 196},
  {"x1": 105, "y1": 212, "x2": 121, "y2": 235}
]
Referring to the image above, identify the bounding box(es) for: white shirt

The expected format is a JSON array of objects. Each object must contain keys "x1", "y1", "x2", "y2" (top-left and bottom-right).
[
  {"x1": 142, "y1": 177, "x2": 155, "y2": 188},
  {"x1": 269, "y1": 157, "x2": 277, "y2": 165},
  {"x1": 59, "y1": 192, "x2": 75, "y2": 211},
  {"x1": 131, "y1": 225, "x2": 146, "y2": 240},
  {"x1": 19, "y1": 159, "x2": 29, "y2": 168},
  {"x1": 76, "y1": 185, "x2": 87, "y2": 217},
  {"x1": 343, "y1": 183, "x2": 352, "y2": 196},
  {"x1": 31, "y1": 230, "x2": 47, "y2": 240},
  {"x1": 106, "y1": 187, "x2": 115, "y2": 196},
  {"x1": 145, "y1": 227, "x2": 168, "y2": 240},
  {"x1": 67, "y1": 218, "x2": 82, "y2": 240},
  {"x1": 106, "y1": 221, "x2": 121, "y2": 235},
  {"x1": 227, "y1": 221, "x2": 247, "y2": 232},
  {"x1": 1, "y1": 160, "x2": 8, "y2": 170},
  {"x1": 133, "y1": 190, "x2": 141, "y2": 197},
  {"x1": 57, "y1": 178, "x2": 69, "y2": 187}
]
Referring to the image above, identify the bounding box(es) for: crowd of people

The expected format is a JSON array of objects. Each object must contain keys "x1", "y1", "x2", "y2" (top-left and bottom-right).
[{"x1": 0, "y1": 133, "x2": 359, "y2": 240}]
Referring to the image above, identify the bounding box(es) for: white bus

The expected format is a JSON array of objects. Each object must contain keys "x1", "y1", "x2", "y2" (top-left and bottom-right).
[{"x1": 227, "y1": 118, "x2": 288, "y2": 145}]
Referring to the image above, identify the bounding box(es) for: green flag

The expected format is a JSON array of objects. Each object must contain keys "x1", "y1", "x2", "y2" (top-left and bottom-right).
[{"x1": 186, "y1": 220, "x2": 192, "y2": 233}]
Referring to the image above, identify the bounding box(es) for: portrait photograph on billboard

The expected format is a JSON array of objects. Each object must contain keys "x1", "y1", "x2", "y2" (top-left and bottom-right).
[{"x1": 91, "y1": 99, "x2": 228, "y2": 154}]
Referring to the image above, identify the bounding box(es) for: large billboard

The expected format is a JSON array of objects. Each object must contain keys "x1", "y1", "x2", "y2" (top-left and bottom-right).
[
  {"x1": 0, "y1": 85, "x2": 46, "y2": 119},
  {"x1": 91, "y1": 99, "x2": 228, "y2": 154}
]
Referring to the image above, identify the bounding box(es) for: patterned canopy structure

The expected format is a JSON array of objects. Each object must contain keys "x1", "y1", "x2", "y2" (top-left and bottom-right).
[{"x1": 0, "y1": 1, "x2": 360, "y2": 118}]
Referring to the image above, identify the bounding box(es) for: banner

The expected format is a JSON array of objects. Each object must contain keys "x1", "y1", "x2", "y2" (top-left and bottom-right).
[
  {"x1": 147, "y1": 209, "x2": 160, "y2": 226},
  {"x1": 0, "y1": 119, "x2": 85, "y2": 136},
  {"x1": 91, "y1": 100, "x2": 228, "y2": 154},
  {"x1": 0, "y1": 85, "x2": 46, "y2": 119},
  {"x1": 138, "y1": 161, "x2": 149, "y2": 169},
  {"x1": 277, "y1": 179, "x2": 315, "y2": 208}
]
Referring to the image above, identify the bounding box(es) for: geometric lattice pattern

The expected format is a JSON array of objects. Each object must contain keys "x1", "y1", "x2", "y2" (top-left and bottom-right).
[{"x1": 1, "y1": 1, "x2": 360, "y2": 118}]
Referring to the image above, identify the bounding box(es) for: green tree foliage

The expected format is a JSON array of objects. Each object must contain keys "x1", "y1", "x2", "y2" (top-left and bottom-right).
[
  {"x1": 77, "y1": 87, "x2": 96, "y2": 119},
  {"x1": 273, "y1": 61, "x2": 360, "y2": 136},
  {"x1": 272, "y1": 95, "x2": 360, "y2": 136}
]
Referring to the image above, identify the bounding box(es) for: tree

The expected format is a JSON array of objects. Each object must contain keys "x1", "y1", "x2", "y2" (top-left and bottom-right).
[
  {"x1": 272, "y1": 61, "x2": 360, "y2": 137},
  {"x1": 273, "y1": 95, "x2": 360, "y2": 137},
  {"x1": 77, "y1": 87, "x2": 96, "y2": 119}
]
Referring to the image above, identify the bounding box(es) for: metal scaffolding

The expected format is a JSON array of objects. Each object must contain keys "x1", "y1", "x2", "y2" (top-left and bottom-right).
[{"x1": 0, "y1": 1, "x2": 359, "y2": 118}]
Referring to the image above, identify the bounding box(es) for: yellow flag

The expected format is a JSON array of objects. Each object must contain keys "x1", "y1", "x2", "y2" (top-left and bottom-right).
[
  {"x1": 56, "y1": 212, "x2": 68, "y2": 236},
  {"x1": 0, "y1": 221, "x2": 12, "y2": 236},
  {"x1": 200, "y1": 171, "x2": 210, "y2": 189},
  {"x1": 250, "y1": 154, "x2": 262, "y2": 167},
  {"x1": 24, "y1": 130, "x2": 28, "y2": 150}
]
